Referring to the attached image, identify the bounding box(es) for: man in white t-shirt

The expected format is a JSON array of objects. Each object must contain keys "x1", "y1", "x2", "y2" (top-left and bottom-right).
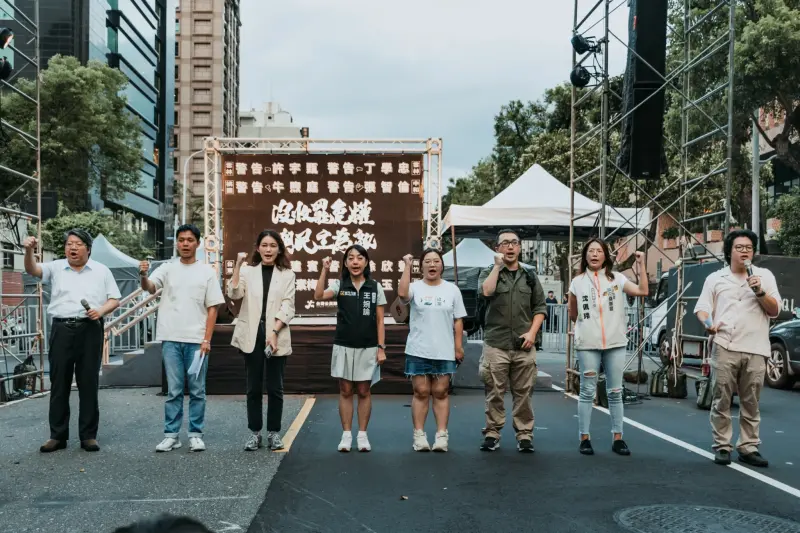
[{"x1": 139, "y1": 224, "x2": 225, "y2": 453}]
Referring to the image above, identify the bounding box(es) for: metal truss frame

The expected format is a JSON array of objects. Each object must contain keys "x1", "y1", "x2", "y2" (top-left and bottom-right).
[
  {"x1": 566, "y1": 0, "x2": 735, "y2": 394},
  {"x1": 0, "y1": 0, "x2": 44, "y2": 402},
  {"x1": 202, "y1": 137, "x2": 443, "y2": 276}
]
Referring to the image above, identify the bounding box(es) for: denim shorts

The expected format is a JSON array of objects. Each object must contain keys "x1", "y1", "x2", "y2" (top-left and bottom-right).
[{"x1": 404, "y1": 354, "x2": 457, "y2": 377}]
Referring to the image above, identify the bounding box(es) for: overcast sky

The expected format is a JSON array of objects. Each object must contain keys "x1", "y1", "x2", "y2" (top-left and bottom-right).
[{"x1": 239, "y1": 0, "x2": 630, "y2": 189}]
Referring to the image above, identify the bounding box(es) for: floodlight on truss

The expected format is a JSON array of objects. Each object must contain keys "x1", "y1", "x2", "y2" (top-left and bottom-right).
[
  {"x1": 0, "y1": 27, "x2": 12, "y2": 48},
  {"x1": 571, "y1": 34, "x2": 602, "y2": 55}
]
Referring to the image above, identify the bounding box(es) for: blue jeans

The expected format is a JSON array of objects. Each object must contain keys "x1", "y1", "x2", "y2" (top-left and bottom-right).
[
  {"x1": 577, "y1": 347, "x2": 626, "y2": 439},
  {"x1": 162, "y1": 341, "x2": 208, "y2": 438}
]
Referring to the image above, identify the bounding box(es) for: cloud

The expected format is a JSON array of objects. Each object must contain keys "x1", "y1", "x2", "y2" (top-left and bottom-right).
[{"x1": 239, "y1": 0, "x2": 630, "y2": 188}]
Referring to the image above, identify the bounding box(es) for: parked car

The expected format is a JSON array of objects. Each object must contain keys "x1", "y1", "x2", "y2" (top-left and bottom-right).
[{"x1": 767, "y1": 307, "x2": 800, "y2": 389}]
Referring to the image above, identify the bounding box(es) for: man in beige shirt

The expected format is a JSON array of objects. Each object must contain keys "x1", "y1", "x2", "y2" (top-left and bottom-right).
[{"x1": 694, "y1": 229, "x2": 781, "y2": 468}]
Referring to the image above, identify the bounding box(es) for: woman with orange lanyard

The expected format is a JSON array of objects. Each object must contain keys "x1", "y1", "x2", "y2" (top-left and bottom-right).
[{"x1": 568, "y1": 238, "x2": 648, "y2": 456}]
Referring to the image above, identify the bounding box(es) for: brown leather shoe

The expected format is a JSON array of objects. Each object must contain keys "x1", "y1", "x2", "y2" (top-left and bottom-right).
[
  {"x1": 80, "y1": 439, "x2": 100, "y2": 452},
  {"x1": 39, "y1": 439, "x2": 67, "y2": 453}
]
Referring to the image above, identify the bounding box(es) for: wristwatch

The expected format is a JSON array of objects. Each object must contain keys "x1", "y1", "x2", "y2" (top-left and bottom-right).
[
  {"x1": 755, "y1": 290, "x2": 766, "y2": 298},
  {"x1": 272, "y1": 329, "x2": 279, "y2": 335},
  {"x1": 378, "y1": 344, "x2": 386, "y2": 350}
]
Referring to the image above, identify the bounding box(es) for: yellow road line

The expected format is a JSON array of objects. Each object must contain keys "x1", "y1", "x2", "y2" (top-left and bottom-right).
[{"x1": 274, "y1": 396, "x2": 316, "y2": 453}]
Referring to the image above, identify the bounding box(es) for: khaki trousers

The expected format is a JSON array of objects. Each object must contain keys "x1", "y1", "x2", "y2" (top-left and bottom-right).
[
  {"x1": 479, "y1": 344, "x2": 537, "y2": 441},
  {"x1": 710, "y1": 345, "x2": 766, "y2": 454}
]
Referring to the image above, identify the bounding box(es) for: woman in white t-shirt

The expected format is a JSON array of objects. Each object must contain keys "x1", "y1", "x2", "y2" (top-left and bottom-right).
[
  {"x1": 568, "y1": 238, "x2": 648, "y2": 456},
  {"x1": 398, "y1": 249, "x2": 467, "y2": 452}
]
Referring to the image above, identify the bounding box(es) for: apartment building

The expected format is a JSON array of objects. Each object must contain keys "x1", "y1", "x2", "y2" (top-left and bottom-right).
[{"x1": 174, "y1": 0, "x2": 241, "y2": 219}]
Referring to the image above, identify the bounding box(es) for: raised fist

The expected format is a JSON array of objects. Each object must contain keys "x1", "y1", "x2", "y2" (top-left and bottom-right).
[
  {"x1": 634, "y1": 251, "x2": 645, "y2": 263},
  {"x1": 494, "y1": 253, "x2": 504, "y2": 266},
  {"x1": 23, "y1": 236, "x2": 37, "y2": 250},
  {"x1": 322, "y1": 257, "x2": 332, "y2": 270},
  {"x1": 402, "y1": 254, "x2": 414, "y2": 265},
  {"x1": 138, "y1": 260, "x2": 150, "y2": 276},
  {"x1": 236, "y1": 252, "x2": 248, "y2": 264}
]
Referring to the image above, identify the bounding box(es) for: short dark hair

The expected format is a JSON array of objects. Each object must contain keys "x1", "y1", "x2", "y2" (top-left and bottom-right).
[
  {"x1": 175, "y1": 224, "x2": 201, "y2": 242},
  {"x1": 420, "y1": 248, "x2": 445, "y2": 275},
  {"x1": 112, "y1": 514, "x2": 213, "y2": 533},
  {"x1": 496, "y1": 229, "x2": 520, "y2": 244},
  {"x1": 723, "y1": 229, "x2": 758, "y2": 264},
  {"x1": 64, "y1": 228, "x2": 92, "y2": 249}
]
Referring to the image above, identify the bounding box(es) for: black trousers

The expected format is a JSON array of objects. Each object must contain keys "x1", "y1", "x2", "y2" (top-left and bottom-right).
[
  {"x1": 48, "y1": 319, "x2": 103, "y2": 441},
  {"x1": 244, "y1": 322, "x2": 286, "y2": 433}
]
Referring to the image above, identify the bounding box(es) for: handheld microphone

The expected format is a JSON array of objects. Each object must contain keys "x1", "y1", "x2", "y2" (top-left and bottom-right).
[
  {"x1": 80, "y1": 298, "x2": 96, "y2": 319},
  {"x1": 744, "y1": 259, "x2": 757, "y2": 292}
]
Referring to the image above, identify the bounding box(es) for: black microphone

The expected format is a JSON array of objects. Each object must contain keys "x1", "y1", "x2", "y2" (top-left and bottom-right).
[
  {"x1": 744, "y1": 259, "x2": 757, "y2": 293},
  {"x1": 80, "y1": 299, "x2": 95, "y2": 319}
]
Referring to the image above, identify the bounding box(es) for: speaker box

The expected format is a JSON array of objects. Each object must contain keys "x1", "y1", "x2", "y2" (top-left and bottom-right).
[
  {"x1": 630, "y1": 87, "x2": 666, "y2": 180},
  {"x1": 22, "y1": 191, "x2": 58, "y2": 221},
  {"x1": 632, "y1": 0, "x2": 668, "y2": 86}
]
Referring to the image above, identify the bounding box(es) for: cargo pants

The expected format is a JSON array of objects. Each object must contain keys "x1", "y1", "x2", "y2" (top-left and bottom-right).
[{"x1": 479, "y1": 344, "x2": 537, "y2": 442}]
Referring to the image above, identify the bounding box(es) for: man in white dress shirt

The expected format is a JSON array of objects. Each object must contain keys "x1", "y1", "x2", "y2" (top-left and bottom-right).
[
  {"x1": 695, "y1": 229, "x2": 781, "y2": 467},
  {"x1": 24, "y1": 229, "x2": 121, "y2": 453}
]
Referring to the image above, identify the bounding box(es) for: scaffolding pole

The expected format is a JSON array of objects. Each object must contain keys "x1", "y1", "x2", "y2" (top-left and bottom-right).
[
  {"x1": 0, "y1": 0, "x2": 45, "y2": 402},
  {"x1": 567, "y1": 0, "x2": 735, "y2": 395}
]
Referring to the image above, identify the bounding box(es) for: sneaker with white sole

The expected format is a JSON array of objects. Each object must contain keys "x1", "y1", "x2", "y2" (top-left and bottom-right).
[
  {"x1": 267, "y1": 431, "x2": 284, "y2": 450},
  {"x1": 155, "y1": 437, "x2": 181, "y2": 452},
  {"x1": 244, "y1": 434, "x2": 262, "y2": 451},
  {"x1": 188, "y1": 436, "x2": 206, "y2": 452},
  {"x1": 338, "y1": 432, "x2": 352, "y2": 452},
  {"x1": 432, "y1": 430, "x2": 449, "y2": 452},
  {"x1": 412, "y1": 429, "x2": 430, "y2": 452},
  {"x1": 357, "y1": 432, "x2": 371, "y2": 452}
]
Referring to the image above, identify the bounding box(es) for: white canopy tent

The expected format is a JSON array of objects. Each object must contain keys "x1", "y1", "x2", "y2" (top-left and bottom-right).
[
  {"x1": 442, "y1": 164, "x2": 651, "y2": 240},
  {"x1": 442, "y1": 238, "x2": 496, "y2": 267}
]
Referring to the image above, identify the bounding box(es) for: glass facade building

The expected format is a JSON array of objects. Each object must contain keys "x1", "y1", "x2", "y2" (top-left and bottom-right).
[{"x1": 1, "y1": 0, "x2": 176, "y2": 258}]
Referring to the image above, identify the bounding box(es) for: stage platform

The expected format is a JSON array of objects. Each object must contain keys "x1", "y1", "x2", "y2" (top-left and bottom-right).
[{"x1": 194, "y1": 323, "x2": 552, "y2": 396}]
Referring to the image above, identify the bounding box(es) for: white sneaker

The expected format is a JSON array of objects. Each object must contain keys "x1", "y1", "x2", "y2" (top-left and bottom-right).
[
  {"x1": 413, "y1": 429, "x2": 430, "y2": 452},
  {"x1": 432, "y1": 430, "x2": 449, "y2": 452},
  {"x1": 188, "y1": 436, "x2": 206, "y2": 452},
  {"x1": 155, "y1": 437, "x2": 181, "y2": 452},
  {"x1": 357, "y1": 432, "x2": 371, "y2": 452},
  {"x1": 338, "y1": 432, "x2": 352, "y2": 452}
]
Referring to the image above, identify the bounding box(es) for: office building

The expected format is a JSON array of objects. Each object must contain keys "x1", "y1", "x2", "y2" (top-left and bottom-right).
[
  {"x1": 0, "y1": 0, "x2": 176, "y2": 258},
  {"x1": 239, "y1": 101, "x2": 305, "y2": 138},
  {"x1": 174, "y1": 0, "x2": 240, "y2": 219}
]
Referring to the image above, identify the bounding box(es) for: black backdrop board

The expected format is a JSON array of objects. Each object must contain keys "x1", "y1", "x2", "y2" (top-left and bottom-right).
[{"x1": 221, "y1": 153, "x2": 425, "y2": 316}]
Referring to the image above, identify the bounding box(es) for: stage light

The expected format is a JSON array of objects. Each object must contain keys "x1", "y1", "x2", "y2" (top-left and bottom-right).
[
  {"x1": 0, "y1": 28, "x2": 13, "y2": 49},
  {"x1": 570, "y1": 65, "x2": 592, "y2": 88},
  {"x1": 571, "y1": 34, "x2": 601, "y2": 55},
  {"x1": 0, "y1": 57, "x2": 12, "y2": 81}
]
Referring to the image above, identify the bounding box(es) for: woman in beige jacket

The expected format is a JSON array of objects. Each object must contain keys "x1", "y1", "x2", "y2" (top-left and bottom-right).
[{"x1": 227, "y1": 229, "x2": 296, "y2": 451}]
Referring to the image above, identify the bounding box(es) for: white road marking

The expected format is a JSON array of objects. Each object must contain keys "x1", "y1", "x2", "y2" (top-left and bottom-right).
[{"x1": 551, "y1": 384, "x2": 800, "y2": 500}]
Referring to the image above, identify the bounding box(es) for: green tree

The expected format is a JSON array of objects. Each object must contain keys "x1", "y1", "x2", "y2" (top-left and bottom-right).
[
  {"x1": 769, "y1": 188, "x2": 800, "y2": 255},
  {"x1": 42, "y1": 204, "x2": 153, "y2": 259},
  {"x1": 0, "y1": 55, "x2": 143, "y2": 211},
  {"x1": 663, "y1": 0, "x2": 797, "y2": 240}
]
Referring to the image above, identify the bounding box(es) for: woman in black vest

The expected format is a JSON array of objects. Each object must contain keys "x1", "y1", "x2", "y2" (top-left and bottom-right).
[{"x1": 314, "y1": 244, "x2": 387, "y2": 452}]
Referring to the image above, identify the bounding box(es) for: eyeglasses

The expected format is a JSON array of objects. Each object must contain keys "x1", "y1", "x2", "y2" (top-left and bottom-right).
[
  {"x1": 65, "y1": 242, "x2": 86, "y2": 249},
  {"x1": 734, "y1": 245, "x2": 753, "y2": 252},
  {"x1": 498, "y1": 240, "x2": 520, "y2": 248}
]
